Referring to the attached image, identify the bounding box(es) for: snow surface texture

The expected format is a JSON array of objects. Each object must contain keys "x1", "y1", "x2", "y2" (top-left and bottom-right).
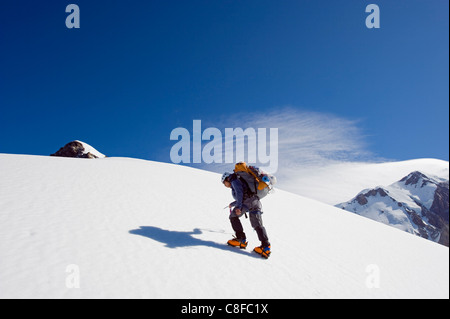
[{"x1": 0, "y1": 154, "x2": 448, "y2": 298}]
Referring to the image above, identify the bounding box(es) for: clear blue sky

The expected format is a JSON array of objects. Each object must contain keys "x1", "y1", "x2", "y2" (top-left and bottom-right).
[{"x1": 1, "y1": 0, "x2": 448, "y2": 164}]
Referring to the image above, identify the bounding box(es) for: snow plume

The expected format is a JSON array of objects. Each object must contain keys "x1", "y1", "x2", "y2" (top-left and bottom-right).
[
  {"x1": 247, "y1": 107, "x2": 372, "y2": 166},
  {"x1": 198, "y1": 107, "x2": 374, "y2": 185}
]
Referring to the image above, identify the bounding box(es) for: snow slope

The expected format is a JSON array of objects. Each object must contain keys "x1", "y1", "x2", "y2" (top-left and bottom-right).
[{"x1": 0, "y1": 154, "x2": 448, "y2": 299}]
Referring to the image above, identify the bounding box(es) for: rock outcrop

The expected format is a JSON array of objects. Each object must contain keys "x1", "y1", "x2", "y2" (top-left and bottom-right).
[{"x1": 51, "y1": 141, "x2": 105, "y2": 159}]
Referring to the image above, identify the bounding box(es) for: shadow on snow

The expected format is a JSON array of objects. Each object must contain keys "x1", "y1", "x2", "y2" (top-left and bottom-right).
[{"x1": 129, "y1": 226, "x2": 261, "y2": 259}]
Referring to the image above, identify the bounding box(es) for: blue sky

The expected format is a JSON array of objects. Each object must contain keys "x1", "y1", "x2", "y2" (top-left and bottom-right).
[{"x1": 1, "y1": 0, "x2": 448, "y2": 168}]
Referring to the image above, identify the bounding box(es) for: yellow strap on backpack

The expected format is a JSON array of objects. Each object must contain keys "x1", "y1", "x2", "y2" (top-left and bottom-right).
[{"x1": 234, "y1": 162, "x2": 268, "y2": 191}]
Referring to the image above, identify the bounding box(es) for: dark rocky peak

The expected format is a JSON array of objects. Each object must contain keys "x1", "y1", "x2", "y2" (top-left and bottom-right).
[
  {"x1": 400, "y1": 171, "x2": 433, "y2": 187},
  {"x1": 431, "y1": 181, "x2": 449, "y2": 223},
  {"x1": 356, "y1": 187, "x2": 389, "y2": 205},
  {"x1": 51, "y1": 141, "x2": 105, "y2": 159}
]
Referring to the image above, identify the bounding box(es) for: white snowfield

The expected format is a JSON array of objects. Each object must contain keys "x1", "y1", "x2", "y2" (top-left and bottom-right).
[{"x1": 0, "y1": 154, "x2": 448, "y2": 299}]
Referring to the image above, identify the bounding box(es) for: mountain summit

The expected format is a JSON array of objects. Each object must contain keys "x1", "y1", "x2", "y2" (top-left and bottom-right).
[
  {"x1": 51, "y1": 141, "x2": 105, "y2": 159},
  {"x1": 337, "y1": 171, "x2": 449, "y2": 246}
]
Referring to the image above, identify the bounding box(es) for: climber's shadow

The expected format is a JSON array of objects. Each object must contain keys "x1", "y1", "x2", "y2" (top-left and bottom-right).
[{"x1": 129, "y1": 226, "x2": 260, "y2": 258}]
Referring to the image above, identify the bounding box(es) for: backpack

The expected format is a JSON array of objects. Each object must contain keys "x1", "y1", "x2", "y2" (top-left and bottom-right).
[{"x1": 233, "y1": 162, "x2": 277, "y2": 199}]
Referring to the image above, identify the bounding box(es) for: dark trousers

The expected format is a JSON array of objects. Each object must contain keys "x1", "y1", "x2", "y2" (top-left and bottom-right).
[{"x1": 230, "y1": 208, "x2": 270, "y2": 247}]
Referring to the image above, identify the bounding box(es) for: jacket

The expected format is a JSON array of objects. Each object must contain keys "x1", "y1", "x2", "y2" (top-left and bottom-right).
[{"x1": 229, "y1": 173, "x2": 253, "y2": 211}]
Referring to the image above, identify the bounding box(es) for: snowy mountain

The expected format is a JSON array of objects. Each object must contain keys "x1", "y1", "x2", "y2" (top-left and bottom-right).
[
  {"x1": 0, "y1": 153, "x2": 448, "y2": 298},
  {"x1": 51, "y1": 140, "x2": 106, "y2": 159},
  {"x1": 280, "y1": 159, "x2": 449, "y2": 205},
  {"x1": 337, "y1": 171, "x2": 449, "y2": 247}
]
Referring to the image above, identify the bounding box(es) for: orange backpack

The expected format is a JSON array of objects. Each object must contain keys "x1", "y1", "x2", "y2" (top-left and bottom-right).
[{"x1": 233, "y1": 162, "x2": 276, "y2": 199}]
